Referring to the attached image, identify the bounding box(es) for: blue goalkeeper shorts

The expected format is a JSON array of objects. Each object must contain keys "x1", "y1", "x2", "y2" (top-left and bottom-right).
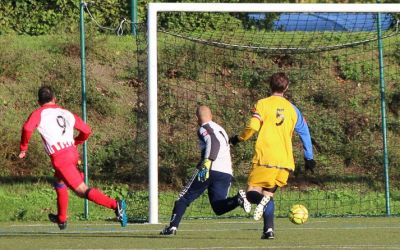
[{"x1": 178, "y1": 170, "x2": 232, "y2": 205}]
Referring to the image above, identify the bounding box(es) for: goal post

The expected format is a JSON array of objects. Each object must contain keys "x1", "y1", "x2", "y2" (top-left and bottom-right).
[{"x1": 147, "y1": 3, "x2": 400, "y2": 224}]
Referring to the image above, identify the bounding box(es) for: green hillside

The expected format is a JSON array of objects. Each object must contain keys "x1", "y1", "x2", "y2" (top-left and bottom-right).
[
  {"x1": 1, "y1": 31, "x2": 400, "y2": 187},
  {"x1": 0, "y1": 34, "x2": 142, "y2": 182},
  {"x1": 2, "y1": 18, "x2": 400, "y2": 222}
]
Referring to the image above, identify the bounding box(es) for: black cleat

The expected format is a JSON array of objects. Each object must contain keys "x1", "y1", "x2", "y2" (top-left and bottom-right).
[
  {"x1": 48, "y1": 213, "x2": 67, "y2": 230},
  {"x1": 160, "y1": 226, "x2": 177, "y2": 235},
  {"x1": 261, "y1": 229, "x2": 275, "y2": 240}
]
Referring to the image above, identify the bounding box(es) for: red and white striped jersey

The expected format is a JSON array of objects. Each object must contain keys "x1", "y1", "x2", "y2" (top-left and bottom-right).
[{"x1": 20, "y1": 103, "x2": 91, "y2": 156}]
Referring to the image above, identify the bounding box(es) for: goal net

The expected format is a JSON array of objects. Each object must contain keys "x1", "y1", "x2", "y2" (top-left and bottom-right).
[{"x1": 134, "y1": 3, "x2": 400, "y2": 224}]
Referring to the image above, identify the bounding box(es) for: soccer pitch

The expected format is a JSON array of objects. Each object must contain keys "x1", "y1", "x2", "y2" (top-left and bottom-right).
[{"x1": 0, "y1": 217, "x2": 399, "y2": 250}]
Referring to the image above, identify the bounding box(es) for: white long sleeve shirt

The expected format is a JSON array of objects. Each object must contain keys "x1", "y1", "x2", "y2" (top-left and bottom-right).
[{"x1": 198, "y1": 121, "x2": 232, "y2": 176}]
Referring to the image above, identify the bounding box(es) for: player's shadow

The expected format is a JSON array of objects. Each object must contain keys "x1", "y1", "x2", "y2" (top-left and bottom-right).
[
  {"x1": 0, "y1": 232, "x2": 195, "y2": 239},
  {"x1": 0, "y1": 175, "x2": 53, "y2": 184},
  {"x1": 289, "y1": 173, "x2": 379, "y2": 190}
]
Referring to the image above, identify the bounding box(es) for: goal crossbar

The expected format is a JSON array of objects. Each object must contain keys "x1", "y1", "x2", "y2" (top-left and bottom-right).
[
  {"x1": 149, "y1": 3, "x2": 400, "y2": 13},
  {"x1": 147, "y1": 3, "x2": 400, "y2": 224}
]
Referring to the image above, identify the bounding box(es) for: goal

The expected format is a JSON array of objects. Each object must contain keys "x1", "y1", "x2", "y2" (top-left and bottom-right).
[{"x1": 143, "y1": 3, "x2": 400, "y2": 224}]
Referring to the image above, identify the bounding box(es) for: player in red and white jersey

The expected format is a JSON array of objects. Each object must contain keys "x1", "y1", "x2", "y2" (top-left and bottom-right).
[{"x1": 19, "y1": 86, "x2": 127, "y2": 229}]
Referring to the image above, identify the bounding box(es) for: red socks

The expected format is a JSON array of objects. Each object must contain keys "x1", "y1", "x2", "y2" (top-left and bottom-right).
[
  {"x1": 55, "y1": 184, "x2": 68, "y2": 223},
  {"x1": 55, "y1": 184, "x2": 117, "y2": 221},
  {"x1": 86, "y1": 188, "x2": 117, "y2": 209}
]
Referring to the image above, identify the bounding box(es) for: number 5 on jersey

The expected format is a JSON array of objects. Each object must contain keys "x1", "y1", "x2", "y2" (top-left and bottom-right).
[{"x1": 275, "y1": 108, "x2": 285, "y2": 126}]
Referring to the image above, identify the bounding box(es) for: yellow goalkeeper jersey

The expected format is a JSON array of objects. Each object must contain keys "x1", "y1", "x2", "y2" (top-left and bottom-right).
[{"x1": 242, "y1": 95, "x2": 313, "y2": 170}]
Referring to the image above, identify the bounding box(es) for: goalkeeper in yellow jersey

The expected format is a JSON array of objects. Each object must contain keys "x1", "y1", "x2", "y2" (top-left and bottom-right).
[{"x1": 230, "y1": 72, "x2": 316, "y2": 240}]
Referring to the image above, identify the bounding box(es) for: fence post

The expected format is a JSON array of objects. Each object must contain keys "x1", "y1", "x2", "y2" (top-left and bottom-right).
[
  {"x1": 80, "y1": 0, "x2": 89, "y2": 219},
  {"x1": 131, "y1": 0, "x2": 137, "y2": 35},
  {"x1": 376, "y1": 1, "x2": 390, "y2": 216}
]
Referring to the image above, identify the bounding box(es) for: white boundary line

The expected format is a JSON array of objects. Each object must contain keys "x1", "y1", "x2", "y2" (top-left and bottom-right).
[
  {"x1": 3, "y1": 225, "x2": 400, "y2": 232},
  {"x1": 37, "y1": 246, "x2": 400, "y2": 250}
]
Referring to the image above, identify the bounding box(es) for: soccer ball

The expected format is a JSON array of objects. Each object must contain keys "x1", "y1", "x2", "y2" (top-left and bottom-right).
[{"x1": 288, "y1": 204, "x2": 308, "y2": 225}]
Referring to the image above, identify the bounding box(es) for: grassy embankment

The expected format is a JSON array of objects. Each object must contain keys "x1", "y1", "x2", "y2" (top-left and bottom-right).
[{"x1": 1, "y1": 32, "x2": 400, "y2": 222}]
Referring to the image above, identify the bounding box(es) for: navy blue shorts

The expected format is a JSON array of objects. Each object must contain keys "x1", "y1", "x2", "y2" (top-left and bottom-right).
[{"x1": 178, "y1": 170, "x2": 232, "y2": 204}]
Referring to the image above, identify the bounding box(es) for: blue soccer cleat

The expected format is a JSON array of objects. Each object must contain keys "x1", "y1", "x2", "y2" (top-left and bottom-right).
[{"x1": 115, "y1": 199, "x2": 128, "y2": 227}]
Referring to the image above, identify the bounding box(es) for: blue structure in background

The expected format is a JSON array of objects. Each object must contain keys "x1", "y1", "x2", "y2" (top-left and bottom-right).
[{"x1": 249, "y1": 13, "x2": 394, "y2": 32}]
